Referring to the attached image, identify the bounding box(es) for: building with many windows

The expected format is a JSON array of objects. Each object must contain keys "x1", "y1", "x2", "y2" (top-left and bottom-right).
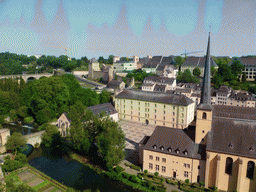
[
  {"x1": 232, "y1": 57, "x2": 256, "y2": 81},
  {"x1": 139, "y1": 32, "x2": 256, "y2": 192},
  {"x1": 115, "y1": 89, "x2": 195, "y2": 129}
]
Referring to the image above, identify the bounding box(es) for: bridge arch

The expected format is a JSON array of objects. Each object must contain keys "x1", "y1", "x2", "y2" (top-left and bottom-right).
[{"x1": 26, "y1": 76, "x2": 37, "y2": 82}]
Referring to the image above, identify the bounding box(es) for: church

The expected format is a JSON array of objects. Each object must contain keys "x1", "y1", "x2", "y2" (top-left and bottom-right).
[{"x1": 139, "y1": 32, "x2": 256, "y2": 192}]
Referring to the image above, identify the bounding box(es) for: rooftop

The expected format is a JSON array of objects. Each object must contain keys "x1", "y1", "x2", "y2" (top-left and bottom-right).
[
  {"x1": 115, "y1": 89, "x2": 194, "y2": 106},
  {"x1": 143, "y1": 126, "x2": 205, "y2": 159},
  {"x1": 182, "y1": 56, "x2": 218, "y2": 68},
  {"x1": 87, "y1": 103, "x2": 117, "y2": 116},
  {"x1": 208, "y1": 117, "x2": 256, "y2": 159}
]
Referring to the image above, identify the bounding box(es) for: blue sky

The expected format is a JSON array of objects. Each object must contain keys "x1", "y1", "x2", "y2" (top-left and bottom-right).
[{"x1": 0, "y1": 0, "x2": 255, "y2": 59}]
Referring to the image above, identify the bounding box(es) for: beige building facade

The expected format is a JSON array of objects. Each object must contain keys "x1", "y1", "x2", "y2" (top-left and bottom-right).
[{"x1": 115, "y1": 89, "x2": 195, "y2": 129}]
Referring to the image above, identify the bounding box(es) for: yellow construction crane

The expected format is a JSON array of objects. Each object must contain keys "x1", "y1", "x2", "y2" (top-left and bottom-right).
[{"x1": 45, "y1": 45, "x2": 71, "y2": 56}]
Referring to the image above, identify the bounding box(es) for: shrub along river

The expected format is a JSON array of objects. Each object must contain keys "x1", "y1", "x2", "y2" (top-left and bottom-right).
[{"x1": 27, "y1": 146, "x2": 142, "y2": 192}]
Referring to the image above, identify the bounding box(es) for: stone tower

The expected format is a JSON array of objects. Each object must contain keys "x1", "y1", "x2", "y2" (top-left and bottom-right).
[{"x1": 195, "y1": 32, "x2": 213, "y2": 144}]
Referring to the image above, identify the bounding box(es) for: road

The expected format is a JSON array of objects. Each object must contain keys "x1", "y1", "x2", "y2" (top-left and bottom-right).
[{"x1": 74, "y1": 75, "x2": 106, "y2": 88}]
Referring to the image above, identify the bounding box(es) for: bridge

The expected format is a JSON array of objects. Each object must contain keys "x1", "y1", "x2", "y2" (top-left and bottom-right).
[
  {"x1": 23, "y1": 131, "x2": 45, "y2": 147},
  {"x1": 0, "y1": 73, "x2": 53, "y2": 82}
]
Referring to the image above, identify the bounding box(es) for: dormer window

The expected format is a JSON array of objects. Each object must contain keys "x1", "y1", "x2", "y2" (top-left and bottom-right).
[
  {"x1": 184, "y1": 150, "x2": 188, "y2": 155},
  {"x1": 168, "y1": 148, "x2": 172, "y2": 152},
  {"x1": 153, "y1": 145, "x2": 157, "y2": 149},
  {"x1": 160, "y1": 146, "x2": 164, "y2": 151},
  {"x1": 228, "y1": 143, "x2": 233, "y2": 148},
  {"x1": 176, "y1": 149, "x2": 180, "y2": 154},
  {"x1": 249, "y1": 146, "x2": 254, "y2": 151}
]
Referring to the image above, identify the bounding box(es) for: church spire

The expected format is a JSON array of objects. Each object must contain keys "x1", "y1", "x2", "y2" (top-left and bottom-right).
[{"x1": 198, "y1": 32, "x2": 213, "y2": 111}]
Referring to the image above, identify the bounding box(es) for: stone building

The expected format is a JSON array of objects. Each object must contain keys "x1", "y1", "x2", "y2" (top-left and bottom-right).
[
  {"x1": 142, "y1": 56, "x2": 163, "y2": 73},
  {"x1": 57, "y1": 112, "x2": 71, "y2": 137},
  {"x1": 88, "y1": 58, "x2": 114, "y2": 82},
  {"x1": 139, "y1": 32, "x2": 256, "y2": 192},
  {"x1": 115, "y1": 89, "x2": 195, "y2": 129},
  {"x1": 142, "y1": 76, "x2": 176, "y2": 92},
  {"x1": 231, "y1": 57, "x2": 256, "y2": 81},
  {"x1": 181, "y1": 56, "x2": 218, "y2": 77}
]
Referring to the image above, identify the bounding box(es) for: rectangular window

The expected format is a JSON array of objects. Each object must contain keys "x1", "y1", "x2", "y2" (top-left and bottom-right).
[
  {"x1": 156, "y1": 165, "x2": 159, "y2": 171},
  {"x1": 173, "y1": 118, "x2": 175, "y2": 122},
  {"x1": 173, "y1": 112, "x2": 175, "y2": 115},
  {"x1": 139, "y1": 102, "x2": 140, "y2": 105},
  {"x1": 162, "y1": 166, "x2": 166, "y2": 172},
  {"x1": 155, "y1": 109, "x2": 157, "y2": 113},
  {"x1": 124, "y1": 105, "x2": 125, "y2": 108},
  {"x1": 187, "y1": 164, "x2": 190, "y2": 169},
  {"x1": 164, "y1": 105, "x2": 166, "y2": 108},
  {"x1": 155, "y1": 104, "x2": 157, "y2": 107},
  {"x1": 156, "y1": 157, "x2": 159, "y2": 161},
  {"x1": 139, "y1": 112, "x2": 140, "y2": 116},
  {"x1": 184, "y1": 163, "x2": 186, "y2": 168},
  {"x1": 184, "y1": 171, "x2": 189, "y2": 178},
  {"x1": 149, "y1": 163, "x2": 153, "y2": 169},
  {"x1": 164, "y1": 111, "x2": 165, "y2": 115},
  {"x1": 149, "y1": 155, "x2": 153, "y2": 160},
  {"x1": 162, "y1": 158, "x2": 166, "y2": 163},
  {"x1": 131, "y1": 111, "x2": 132, "y2": 114},
  {"x1": 163, "y1": 116, "x2": 165, "y2": 120},
  {"x1": 131, "y1": 106, "x2": 133, "y2": 109},
  {"x1": 124, "y1": 110, "x2": 125, "y2": 114},
  {"x1": 131, "y1": 101, "x2": 132, "y2": 104}
]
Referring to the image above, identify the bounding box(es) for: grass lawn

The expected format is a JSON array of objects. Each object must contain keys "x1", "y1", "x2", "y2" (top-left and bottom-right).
[
  {"x1": 5, "y1": 166, "x2": 69, "y2": 191},
  {"x1": 32, "y1": 180, "x2": 49, "y2": 191}
]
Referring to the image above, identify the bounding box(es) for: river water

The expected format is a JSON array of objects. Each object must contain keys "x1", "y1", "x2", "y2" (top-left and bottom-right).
[{"x1": 28, "y1": 146, "x2": 143, "y2": 192}]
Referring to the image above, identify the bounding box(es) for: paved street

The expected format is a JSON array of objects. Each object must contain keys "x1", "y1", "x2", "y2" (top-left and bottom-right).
[{"x1": 119, "y1": 120, "x2": 156, "y2": 165}]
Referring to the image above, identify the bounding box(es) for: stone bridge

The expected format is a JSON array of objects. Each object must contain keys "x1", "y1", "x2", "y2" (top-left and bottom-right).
[
  {"x1": 0, "y1": 73, "x2": 53, "y2": 82},
  {"x1": 23, "y1": 131, "x2": 45, "y2": 147}
]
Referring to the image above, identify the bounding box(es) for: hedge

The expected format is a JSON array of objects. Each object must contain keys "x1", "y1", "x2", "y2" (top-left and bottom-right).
[
  {"x1": 114, "y1": 166, "x2": 125, "y2": 173},
  {"x1": 124, "y1": 163, "x2": 141, "y2": 171}
]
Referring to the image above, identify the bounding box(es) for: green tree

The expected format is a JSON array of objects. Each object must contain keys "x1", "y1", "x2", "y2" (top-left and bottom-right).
[
  {"x1": 193, "y1": 67, "x2": 201, "y2": 77},
  {"x1": 211, "y1": 66, "x2": 217, "y2": 76},
  {"x1": 96, "y1": 117, "x2": 125, "y2": 169},
  {"x1": 5, "y1": 132, "x2": 26, "y2": 158},
  {"x1": 41, "y1": 124, "x2": 59, "y2": 147},
  {"x1": 174, "y1": 56, "x2": 186, "y2": 72},
  {"x1": 230, "y1": 59, "x2": 244, "y2": 78},
  {"x1": 242, "y1": 72, "x2": 247, "y2": 83}
]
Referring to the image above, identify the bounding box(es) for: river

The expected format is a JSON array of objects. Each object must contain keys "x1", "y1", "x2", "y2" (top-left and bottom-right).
[{"x1": 28, "y1": 146, "x2": 143, "y2": 192}]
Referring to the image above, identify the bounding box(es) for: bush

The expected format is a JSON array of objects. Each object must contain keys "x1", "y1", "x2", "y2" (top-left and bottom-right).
[
  {"x1": 2, "y1": 159, "x2": 22, "y2": 172},
  {"x1": 129, "y1": 175, "x2": 140, "y2": 183},
  {"x1": 114, "y1": 166, "x2": 125, "y2": 173},
  {"x1": 213, "y1": 186, "x2": 218, "y2": 190},
  {"x1": 14, "y1": 153, "x2": 27, "y2": 165},
  {"x1": 34, "y1": 142, "x2": 40, "y2": 148},
  {"x1": 124, "y1": 163, "x2": 141, "y2": 171},
  {"x1": 4, "y1": 155, "x2": 10, "y2": 160},
  {"x1": 151, "y1": 185, "x2": 157, "y2": 191},
  {"x1": 121, "y1": 172, "x2": 130, "y2": 179},
  {"x1": 144, "y1": 169, "x2": 148, "y2": 174},
  {"x1": 199, "y1": 181, "x2": 204, "y2": 187},
  {"x1": 171, "y1": 190, "x2": 179, "y2": 192},
  {"x1": 185, "y1": 179, "x2": 189, "y2": 184},
  {"x1": 154, "y1": 172, "x2": 159, "y2": 177},
  {"x1": 137, "y1": 174, "x2": 142, "y2": 179}
]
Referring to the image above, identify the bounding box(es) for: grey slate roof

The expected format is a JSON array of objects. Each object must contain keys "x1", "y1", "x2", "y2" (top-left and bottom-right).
[
  {"x1": 182, "y1": 56, "x2": 218, "y2": 68},
  {"x1": 154, "y1": 84, "x2": 166, "y2": 92},
  {"x1": 143, "y1": 126, "x2": 204, "y2": 159},
  {"x1": 156, "y1": 56, "x2": 176, "y2": 71},
  {"x1": 213, "y1": 105, "x2": 256, "y2": 120},
  {"x1": 142, "y1": 83, "x2": 155, "y2": 87},
  {"x1": 207, "y1": 117, "x2": 256, "y2": 159},
  {"x1": 87, "y1": 103, "x2": 117, "y2": 116},
  {"x1": 143, "y1": 56, "x2": 163, "y2": 68},
  {"x1": 115, "y1": 89, "x2": 194, "y2": 106},
  {"x1": 228, "y1": 57, "x2": 256, "y2": 66},
  {"x1": 175, "y1": 88, "x2": 192, "y2": 94},
  {"x1": 144, "y1": 76, "x2": 175, "y2": 85}
]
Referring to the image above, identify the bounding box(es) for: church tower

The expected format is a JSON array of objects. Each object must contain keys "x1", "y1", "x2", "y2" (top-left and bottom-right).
[{"x1": 195, "y1": 32, "x2": 213, "y2": 144}]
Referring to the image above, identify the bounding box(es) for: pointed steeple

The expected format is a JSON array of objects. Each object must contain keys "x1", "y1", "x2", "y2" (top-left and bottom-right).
[{"x1": 198, "y1": 32, "x2": 213, "y2": 111}]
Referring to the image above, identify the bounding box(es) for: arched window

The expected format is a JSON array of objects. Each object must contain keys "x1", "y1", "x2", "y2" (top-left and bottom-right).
[
  {"x1": 247, "y1": 161, "x2": 255, "y2": 179},
  {"x1": 202, "y1": 112, "x2": 207, "y2": 119},
  {"x1": 225, "y1": 157, "x2": 233, "y2": 175}
]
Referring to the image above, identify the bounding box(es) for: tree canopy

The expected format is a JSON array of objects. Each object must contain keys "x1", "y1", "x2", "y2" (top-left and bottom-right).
[
  {"x1": 176, "y1": 69, "x2": 200, "y2": 83},
  {"x1": 5, "y1": 132, "x2": 26, "y2": 157},
  {"x1": 126, "y1": 69, "x2": 158, "y2": 82}
]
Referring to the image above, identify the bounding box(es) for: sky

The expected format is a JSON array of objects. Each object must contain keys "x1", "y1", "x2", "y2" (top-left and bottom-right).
[{"x1": 0, "y1": 0, "x2": 255, "y2": 59}]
